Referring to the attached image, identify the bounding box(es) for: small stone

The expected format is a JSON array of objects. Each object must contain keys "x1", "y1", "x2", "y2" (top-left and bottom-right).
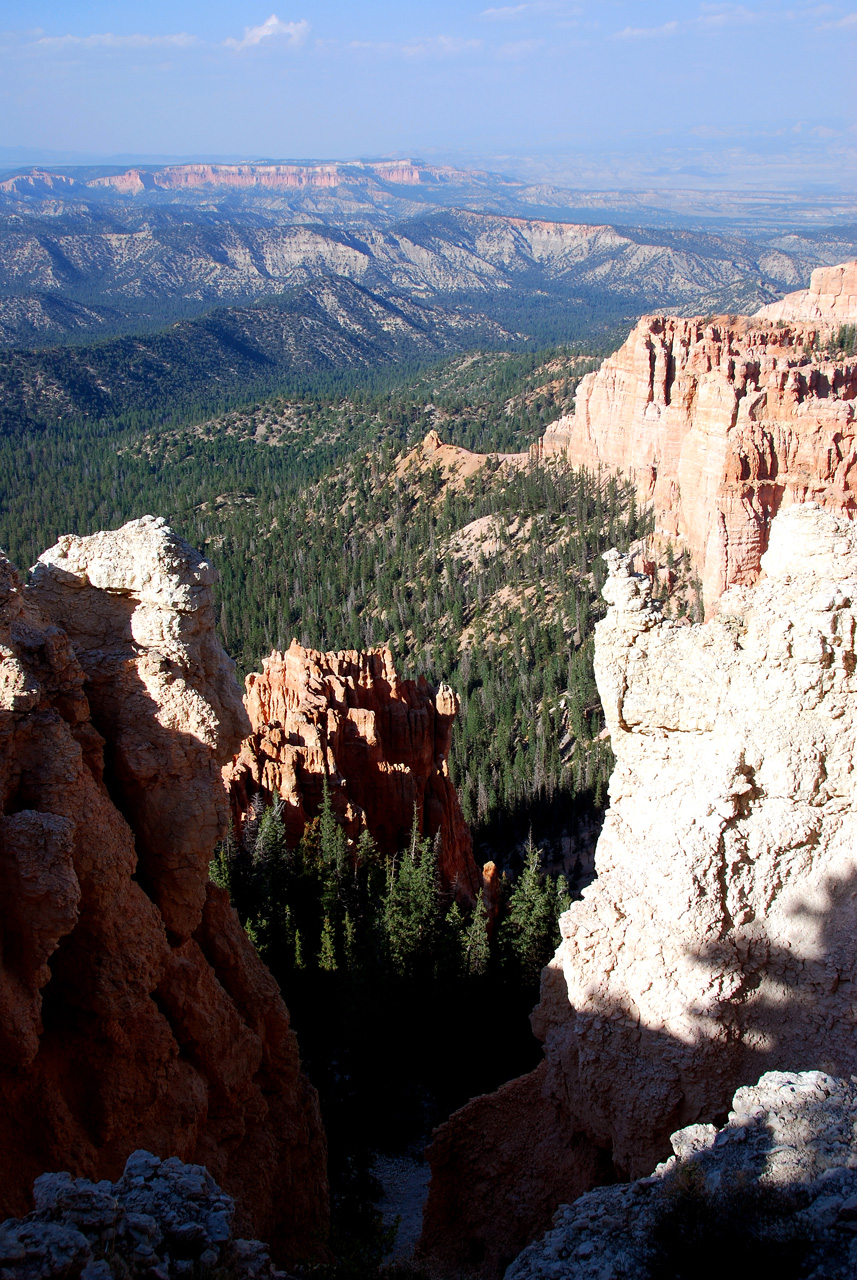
[
  {"x1": 838, "y1": 1195, "x2": 857, "y2": 1221},
  {"x1": 81, "y1": 1263, "x2": 112, "y2": 1280}
]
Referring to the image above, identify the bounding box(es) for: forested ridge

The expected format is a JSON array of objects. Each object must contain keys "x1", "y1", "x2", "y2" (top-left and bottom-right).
[
  {"x1": 216, "y1": 445, "x2": 648, "y2": 846},
  {"x1": 0, "y1": 341, "x2": 661, "y2": 854}
]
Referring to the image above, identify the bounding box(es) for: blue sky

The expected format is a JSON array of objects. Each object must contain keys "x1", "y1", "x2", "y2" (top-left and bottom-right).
[{"x1": 2, "y1": 2, "x2": 855, "y2": 188}]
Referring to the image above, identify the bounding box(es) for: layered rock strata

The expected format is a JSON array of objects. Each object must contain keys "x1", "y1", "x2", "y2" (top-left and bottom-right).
[
  {"x1": 507, "y1": 1071, "x2": 857, "y2": 1280},
  {"x1": 0, "y1": 516, "x2": 327, "y2": 1261},
  {"x1": 539, "y1": 265, "x2": 857, "y2": 609},
  {"x1": 225, "y1": 641, "x2": 482, "y2": 901},
  {"x1": 419, "y1": 503, "x2": 857, "y2": 1276}
]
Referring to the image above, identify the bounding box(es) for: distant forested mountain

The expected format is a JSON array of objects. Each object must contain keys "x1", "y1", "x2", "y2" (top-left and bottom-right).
[{"x1": 1, "y1": 196, "x2": 856, "y2": 347}]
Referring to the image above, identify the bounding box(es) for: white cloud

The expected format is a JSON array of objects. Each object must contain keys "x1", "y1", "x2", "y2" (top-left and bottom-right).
[
  {"x1": 35, "y1": 31, "x2": 197, "y2": 49},
  {"x1": 698, "y1": 3, "x2": 763, "y2": 25},
  {"x1": 481, "y1": 4, "x2": 531, "y2": 17},
  {"x1": 495, "y1": 37, "x2": 545, "y2": 58},
  {"x1": 699, "y1": 3, "x2": 836, "y2": 27},
  {"x1": 480, "y1": 1, "x2": 580, "y2": 17},
  {"x1": 348, "y1": 35, "x2": 482, "y2": 58},
  {"x1": 820, "y1": 10, "x2": 857, "y2": 25},
  {"x1": 224, "y1": 14, "x2": 309, "y2": 52},
  {"x1": 613, "y1": 20, "x2": 679, "y2": 39},
  {"x1": 400, "y1": 36, "x2": 484, "y2": 58}
]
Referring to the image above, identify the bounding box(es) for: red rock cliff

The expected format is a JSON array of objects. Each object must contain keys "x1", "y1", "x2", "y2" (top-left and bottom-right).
[
  {"x1": 0, "y1": 516, "x2": 328, "y2": 1262},
  {"x1": 225, "y1": 641, "x2": 482, "y2": 902},
  {"x1": 540, "y1": 263, "x2": 857, "y2": 608}
]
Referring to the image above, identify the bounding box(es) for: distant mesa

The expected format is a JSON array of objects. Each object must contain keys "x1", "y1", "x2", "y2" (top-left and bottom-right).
[
  {"x1": 0, "y1": 159, "x2": 479, "y2": 198},
  {"x1": 0, "y1": 168, "x2": 80, "y2": 196}
]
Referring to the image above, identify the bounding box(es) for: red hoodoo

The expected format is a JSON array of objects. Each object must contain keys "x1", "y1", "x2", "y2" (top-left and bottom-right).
[{"x1": 225, "y1": 641, "x2": 483, "y2": 902}]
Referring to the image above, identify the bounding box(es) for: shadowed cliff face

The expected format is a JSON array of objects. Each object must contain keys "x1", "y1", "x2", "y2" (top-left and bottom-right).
[
  {"x1": 225, "y1": 641, "x2": 483, "y2": 903},
  {"x1": 539, "y1": 265, "x2": 857, "y2": 610},
  {"x1": 419, "y1": 504, "x2": 857, "y2": 1277},
  {"x1": 0, "y1": 516, "x2": 328, "y2": 1263}
]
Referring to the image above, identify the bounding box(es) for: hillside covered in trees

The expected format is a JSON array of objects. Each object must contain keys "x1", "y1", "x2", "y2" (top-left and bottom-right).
[{"x1": 0, "y1": 341, "x2": 676, "y2": 856}]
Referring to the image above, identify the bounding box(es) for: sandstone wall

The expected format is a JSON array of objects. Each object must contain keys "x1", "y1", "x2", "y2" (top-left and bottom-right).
[
  {"x1": 539, "y1": 269, "x2": 857, "y2": 609},
  {"x1": 756, "y1": 259, "x2": 857, "y2": 325},
  {"x1": 0, "y1": 516, "x2": 328, "y2": 1262},
  {"x1": 225, "y1": 641, "x2": 482, "y2": 902},
  {"x1": 419, "y1": 503, "x2": 857, "y2": 1276}
]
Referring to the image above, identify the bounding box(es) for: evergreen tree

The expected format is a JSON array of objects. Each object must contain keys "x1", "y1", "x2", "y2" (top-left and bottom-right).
[
  {"x1": 463, "y1": 889, "x2": 490, "y2": 978},
  {"x1": 319, "y1": 916, "x2": 337, "y2": 971},
  {"x1": 209, "y1": 820, "x2": 238, "y2": 895},
  {"x1": 501, "y1": 833, "x2": 559, "y2": 986},
  {"x1": 319, "y1": 776, "x2": 348, "y2": 874},
  {"x1": 382, "y1": 817, "x2": 441, "y2": 979}
]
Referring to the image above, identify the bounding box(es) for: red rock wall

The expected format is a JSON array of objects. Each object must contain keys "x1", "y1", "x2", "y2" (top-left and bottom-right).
[
  {"x1": 539, "y1": 299, "x2": 857, "y2": 608},
  {"x1": 0, "y1": 518, "x2": 328, "y2": 1263},
  {"x1": 225, "y1": 641, "x2": 483, "y2": 902}
]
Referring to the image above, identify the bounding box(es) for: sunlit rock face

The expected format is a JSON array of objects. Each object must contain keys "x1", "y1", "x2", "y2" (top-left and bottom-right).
[
  {"x1": 0, "y1": 517, "x2": 328, "y2": 1263},
  {"x1": 419, "y1": 503, "x2": 857, "y2": 1277},
  {"x1": 539, "y1": 273, "x2": 857, "y2": 610},
  {"x1": 756, "y1": 259, "x2": 857, "y2": 325},
  {"x1": 225, "y1": 640, "x2": 483, "y2": 902}
]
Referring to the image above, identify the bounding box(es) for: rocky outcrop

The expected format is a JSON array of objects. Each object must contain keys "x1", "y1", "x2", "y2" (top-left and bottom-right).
[
  {"x1": 507, "y1": 1071, "x2": 857, "y2": 1280},
  {"x1": 756, "y1": 259, "x2": 857, "y2": 325},
  {"x1": 419, "y1": 503, "x2": 857, "y2": 1276},
  {"x1": 0, "y1": 516, "x2": 328, "y2": 1262},
  {"x1": 0, "y1": 1149, "x2": 283, "y2": 1280},
  {"x1": 539, "y1": 278, "x2": 857, "y2": 608},
  {"x1": 225, "y1": 641, "x2": 482, "y2": 901}
]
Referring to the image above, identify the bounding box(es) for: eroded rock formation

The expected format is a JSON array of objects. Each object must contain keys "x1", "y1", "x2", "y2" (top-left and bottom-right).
[
  {"x1": 225, "y1": 641, "x2": 482, "y2": 901},
  {"x1": 0, "y1": 516, "x2": 327, "y2": 1262},
  {"x1": 507, "y1": 1071, "x2": 857, "y2": 1280},
  {"x1": 539, "y1": 267, "x2": 857, "y2": 608},
  {"x1": 757, "y1": 259, "x2": 857, "y2": 325},
  {"x1": 420, "y1": 503, "x2": 857, "y2": 1276}
]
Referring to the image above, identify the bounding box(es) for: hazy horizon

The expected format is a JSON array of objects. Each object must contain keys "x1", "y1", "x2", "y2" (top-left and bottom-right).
[{"x1": 1, "y1": 1, "x2": 855, "y2": 194}]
